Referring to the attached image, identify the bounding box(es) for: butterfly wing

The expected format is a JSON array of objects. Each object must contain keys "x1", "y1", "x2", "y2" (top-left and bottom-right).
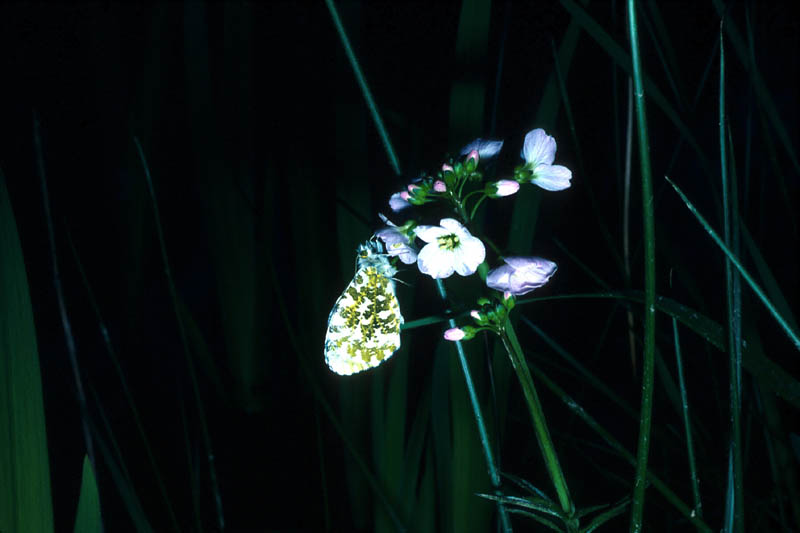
[{"x1": 325, "y1": 264, "x2": 403, "y2": 375}]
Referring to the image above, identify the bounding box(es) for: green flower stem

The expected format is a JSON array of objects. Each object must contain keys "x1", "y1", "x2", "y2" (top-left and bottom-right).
[
  {"x1": 500, "y1": 319, "x2": 573, "y2": 515},
  {"x1": 627, "y1": 0, "x2": 657, "y2": 530},
  {"x1": 468, "y1": 194, "x2": 488, "y2": 221},
  {"x1": 435, "y1": 280, "x2": 511, "y2": 532},
  {"x1": 528, "y1": 362, "x2": 713, "y2": 533}
]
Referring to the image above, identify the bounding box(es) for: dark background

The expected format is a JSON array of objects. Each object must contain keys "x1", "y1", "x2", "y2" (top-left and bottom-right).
[{"x1": 1, "y1": 1, "x2": 798, "y2": 531}]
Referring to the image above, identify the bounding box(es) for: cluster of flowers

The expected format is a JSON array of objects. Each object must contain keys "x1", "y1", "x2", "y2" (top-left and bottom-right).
[{"x1": 376, "y1": 128, "x2": 571, "y2": 340}]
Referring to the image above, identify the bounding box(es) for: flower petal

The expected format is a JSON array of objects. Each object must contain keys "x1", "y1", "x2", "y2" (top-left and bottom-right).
[
  {"x1": 522, "y1": 128, "x2": 556, "y2": 166},
  {"x1": 460, "y1": 138, "x2": 504, "y2": 159},
  {"x1": 486, "y1": 264, "x2": 514, "y2": 292},
  {"x1": 532, "y1": 164, "x2": 572, "y2": 191},
  {"x1": 493, "y1": 179, "x2": 520, "y2": 197},
  {"x1": 452, "y1": 236, "x2": 485, "y2": 276},
  {"x1": 502, "y1": 256, "x2": 555, "y2": 272},
  {"x1": 438, "y1": 218, "x2": 467, "y2": 235},
  {"x1": 417, "y1": 243, "x2": 455, "y2": 278},
  {"x1": 389, "y1": 192, "x2": 411, "y2": 211},
  {"x1": 415, "y1": 225, "x2": 449, "y2": 243}
]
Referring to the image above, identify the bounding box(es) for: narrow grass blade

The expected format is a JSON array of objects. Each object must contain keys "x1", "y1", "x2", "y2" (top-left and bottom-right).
[
  {"x1": 476, "y1": 493, "x2": 562, "y2": 518},
  {"x1": 580, "y1": 496, "x2": 630, "y2": 532},
  {"x1": 134, "y1": 138, "x2": 225, "y2": 530},
  {"x1": 711, "y1": 0, "x2": 800, "y2": 174},
  {"x1": 739, "y1": 223, "x2": 798, "y2": 333},
  {"x1": 671, "y1": 317, "x2": 703, "y2": 524},
  {"x1": 521, "y1": 316, "x2": 639, "y2": 422},
  {"x1": 719, "y1": 28, "x2": 744, "y2": 532},
  {"x1": 203, "y1": 175, "x2": 264, "y2": 411},
  {"x1": 627, "y1": 0, "x2": 657, "y2": 529},
  {"x1": 527, "y1": 362, "x2": 713, "y2": 533},
  {"x1": 665, "y1": 176, "x2": 800, "y2": 351},
  {"x1": 324, "y1": 0, "x2": 400, "y2": 175},
  {"x1": 521, "y1": 290, "x2": 800, "y2": 408},
  {"x1": 436, "y1": 279, "x2": 507, "y2": 532},
  {"x1": 67, "y1": 231, "x2": 182, "y2": 532},
  {"x1": 558, "y1": 0, "x2": 715, "y2": 178},
  {"x1": 91, "y1": 421, "x2": 154, "y2": 533},
  {"x1": 34, "y1": 114, "x2": 102, "y2": 526},
  {"x1": 73, "y1": 455, "x2": 102, "y2": 533},
  {"x1": 0, "y1": 170, "x2": 55, "y2": 533},
  {"x1": 501, "y1": 321, "x2": 573, "y2": 514}
]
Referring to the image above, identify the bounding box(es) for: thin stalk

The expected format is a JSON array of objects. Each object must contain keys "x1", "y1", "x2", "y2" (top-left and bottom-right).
[
  {"x1": 627, "y1": 1, "x2": 657, "y2": 531},
  {"x1": 435, "y1": 280, "x2": 511, "y2": 532},
  {"x1": 719, "y1": 26, "x2": 744, "y2": 533},
  {"x1": 665, "y1": 176, "x2": 800, "y2": 350},
  {"x1": 33, "y1": 114, "x2": 104, "y2": 532},
  {"x1": 135, "y1": 138, "x2": 225, "y2": 531},
  {"x1": 67, "y1": 230, "x2": 182, "y2": 533},
  {"x1": 671, "y1": 317, "x2": 702, "y2": 524},
  {"x1": 623, "y1": 78, "x2": 637, "y2": 376},
  {"x1": 500, "y1": 320, "x2": 573, "y2": 516},
  {"x1": 324, "y1": 0, "x2": 401, "y2": 176},
  {"x1": 528, "y1": 363, "x2": 713, "y2": 533}
]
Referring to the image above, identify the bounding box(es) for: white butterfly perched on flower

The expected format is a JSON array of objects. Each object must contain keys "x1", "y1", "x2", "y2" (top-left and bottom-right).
[{"x1": 324, "y1": 240, "x2": 404, "y2": 375}]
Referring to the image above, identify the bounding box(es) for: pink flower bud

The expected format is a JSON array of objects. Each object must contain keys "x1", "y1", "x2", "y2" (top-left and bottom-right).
[
  {"x1": 407, "y1": 184, "x2": 420, "y2": 193},
  {"x1": 470, "y1": 310, "x2": 481, "y2": 321},
  {"x1": 443, "y1": 328, "x2": 466, "y2": 341},
  {"x1": 442, "y1": 164, "x2": 454, "y2": 172},
  {"x1": 494, "y1": 180, "x2": 520, "y2": 197},
  {"x1": 433, "y1": 180, "x2": 447, "y2": 192},
  {"x1": 400, "y1": 191, "x2": 410, "y2": 201},
  {"x1": 467, "y1": 149, "x2": 480, "y2": 164}
]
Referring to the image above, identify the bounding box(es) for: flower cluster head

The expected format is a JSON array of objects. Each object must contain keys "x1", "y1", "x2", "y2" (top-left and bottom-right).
[{"x1": 376, "y1": 128, "x2": 569, "y2": 342}]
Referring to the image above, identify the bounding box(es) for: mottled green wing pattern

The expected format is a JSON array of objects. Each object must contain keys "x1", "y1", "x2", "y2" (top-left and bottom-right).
[{"x1": 325, "y1": 258, "x2": 403, "y2": 375}]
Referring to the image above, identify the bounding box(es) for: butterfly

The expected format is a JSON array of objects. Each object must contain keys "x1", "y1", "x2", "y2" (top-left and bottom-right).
[{"x1": 324, "y1": 240, "x2": 404, "y2": 375}]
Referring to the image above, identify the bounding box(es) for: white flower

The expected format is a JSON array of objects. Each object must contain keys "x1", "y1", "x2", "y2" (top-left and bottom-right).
[
  {"x1": 522, "y1": 128, "x2": 572, "y2": 191},
  {"x1": 486, "y1": 256, "x2": 557, "y2": 296},
  {"x1": 461, "y1": 138, "x2": 504, "y2": 159},
  {"x1": 374, "y1": 224, "x2": 418, "y2": 265},
  {"x1": 415, "y1": 218, "x2": 486, "y2": 279}
]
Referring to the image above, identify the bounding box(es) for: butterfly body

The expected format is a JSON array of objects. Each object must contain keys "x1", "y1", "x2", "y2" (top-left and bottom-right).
[{"x1": 325, "y1": 242, "x2": 403, "y2": 375}]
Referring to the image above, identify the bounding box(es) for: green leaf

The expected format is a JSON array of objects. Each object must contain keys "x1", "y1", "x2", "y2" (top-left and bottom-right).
[
  {"x1": 520, "y1": 291, "x2": 800, "y2": 409},
  {"x1": 73, "y1": 455, "x2": 102, "y2": 533},
  {"x1": 580, "y1": 496, "x2": 630, "y2": 533},
  {"x1": 478, "y1": 493, "x2": 562, "y2": 518},
  {"x1": 0, "y1": 170, "x2": 54, "y2": 533}
]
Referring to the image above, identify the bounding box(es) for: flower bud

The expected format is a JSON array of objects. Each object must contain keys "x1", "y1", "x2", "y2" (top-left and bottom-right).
[
  {"x1": 443, "y1": 328, "x2": 466, "y2": 341},
  {"x1": 489, "y1": 180, "x2": 520, "y2": 198},
  {"x1": 433, "y1": 180, "x2": 447, "y2": 192}
]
